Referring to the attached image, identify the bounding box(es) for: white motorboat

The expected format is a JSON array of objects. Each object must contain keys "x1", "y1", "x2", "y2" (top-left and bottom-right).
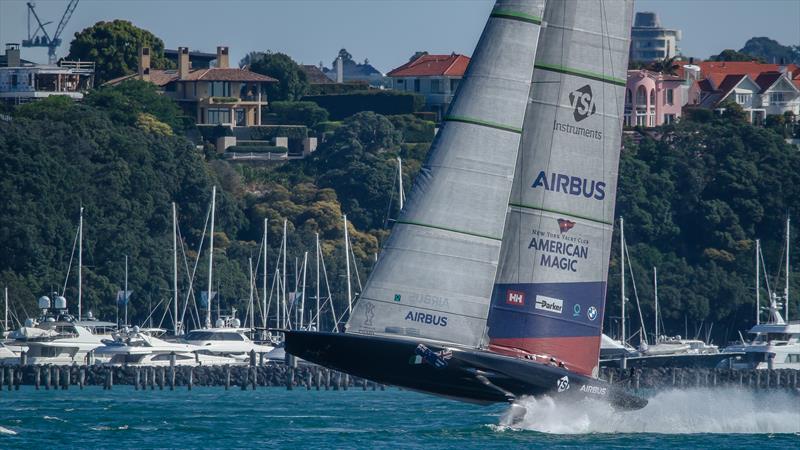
[
  {"x1": 183, "y1": 314, "x2": 274, "y2": 362},
  {"x1": 96, "y1": 327, "x2": 238, "y2": 367}
]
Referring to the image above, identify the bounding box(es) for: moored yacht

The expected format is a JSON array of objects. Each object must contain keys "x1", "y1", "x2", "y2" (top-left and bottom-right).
[
  {"x1": 96, "y1": 326, "x2": 238, "y2": 367},
  {"x1": 183, "y1": 312, "x2": 274, "y2": 362}
]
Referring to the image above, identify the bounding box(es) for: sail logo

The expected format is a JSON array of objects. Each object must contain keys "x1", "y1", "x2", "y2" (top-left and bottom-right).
[
  {"x1": 535, "y1": 295, "x2": 563, "y2": 314},
  {"x1": 587, "y1": 306, "x2": 598, "y2": 321},
  {"x1": 506, "y1": 289, "x2": 525, "y2": 306},
  {"x1": 531, "y1": 171, "x2": 606, "y2": 200},
  {"x1": 405, "y1": 311, "x2": 448, "y2": 327},
  {"x1": 580, "y1": 384, "x2": 607, "y2": 396},
  {"x1": 557, "y1": 218, "x2": 576, "y2": 233},
  {"x1": 569, "y1": 85, "x2": 596, "y2": 122},
  {"x1": 557, "y1": 376, "x2": 570, "y2": 392},
  {"x1": 364, "y1": 301, "x2": 375, "y2": 326}
]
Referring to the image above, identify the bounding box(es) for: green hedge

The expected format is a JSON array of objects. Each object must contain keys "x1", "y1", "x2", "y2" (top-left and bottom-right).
[
  {"x1": 270, "y1": 101, "x2": 329, "y2": 127},
  {"x1": 313, "y1": 121, "x2": 342, "y2": 135},
  {"x1": 233, "y1": 125, "x2": 308, "y2": 140},
  {"x1": 303, "y1": 91, "x2": 424, "y2": 120},
  {"x1": 306, "y1": 81, "x2": 370, "y2": 95},
  {"x1": 226, "y1": 145, "x2": 288, "y2": 153},
  {"x1": 388, "y1": 114, "x2": 435, "y2": 143},
  {"x1": 197, "y1": 124, "x2": 233, "y2": 142}
]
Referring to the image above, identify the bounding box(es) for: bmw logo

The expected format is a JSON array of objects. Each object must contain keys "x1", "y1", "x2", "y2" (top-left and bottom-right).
[{"x1": 587, "y1": 306, "x2": 598, "y2": 321}]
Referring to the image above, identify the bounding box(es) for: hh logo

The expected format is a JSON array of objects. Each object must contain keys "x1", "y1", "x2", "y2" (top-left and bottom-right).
[
  {"x1": 557, "y1": 218, "x2": 576, "y2": 233},
  {"x1": 569, "y1": 84, "x2": 596, "y2": 122},
  {"x1": 506, "y1": 289, "x2": 525, "y2": 306}
]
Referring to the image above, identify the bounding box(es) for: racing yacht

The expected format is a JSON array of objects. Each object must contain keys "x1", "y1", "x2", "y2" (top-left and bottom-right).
[{"x1": 287, "y1": 0, "x2": 646, "y2": 409}]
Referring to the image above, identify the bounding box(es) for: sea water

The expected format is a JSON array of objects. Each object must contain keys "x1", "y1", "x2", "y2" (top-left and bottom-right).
[{"x1": 0, "y1": 386, "x2": 797, "y2": 448}]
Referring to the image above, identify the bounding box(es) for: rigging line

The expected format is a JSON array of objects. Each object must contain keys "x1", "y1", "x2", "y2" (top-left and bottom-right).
[
  {"x1": 759, "y1": 246, "x2": 773, "y2": 300},
  {"x1": 348, "y1": 236, "x2": 363, "y2": 292},
  {"x1": 157, "y1": 295, "x2": 170, "y2": 330},
  {"x1": 384, "y1": 163, "x2": 397, "y2": 228},
  {"x1": 61, "y1": 220, "x2": 81, "y2": 296},
  {"x1": 319, "y1": 241, "x2": 338, "y2": 332},
  {"x1": 624, "y1": 238, "x2": 648, "y2": 345},
  {"x1": 179, "y1": 202, "x2": 211, "y2": 331}
]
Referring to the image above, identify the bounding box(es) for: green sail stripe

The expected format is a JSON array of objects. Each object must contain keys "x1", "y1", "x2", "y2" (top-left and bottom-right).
[
  {"x1": 534, "y1": 63, "x2": 626, "y2": 86},
  {"x1": 396, "y1": 220, "x2": 502, "y2": 241},
  {"x1": 490, "y1": 10, "x2": 542, "y2": 25},
  {"x1": 508, "y1": 203, "x2": 613, "y2": 226},
  {"x1": 444, "y1": 115, "x2": 522, "y2": 134}
]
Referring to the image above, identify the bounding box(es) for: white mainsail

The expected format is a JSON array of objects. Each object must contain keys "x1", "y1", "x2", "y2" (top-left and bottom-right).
[
  {"x1": 346, "y1": 0, "x2": 547, "y2": 347},
  {"x1": 486, "y1": 0, "x2": 634, "y2": 377}
]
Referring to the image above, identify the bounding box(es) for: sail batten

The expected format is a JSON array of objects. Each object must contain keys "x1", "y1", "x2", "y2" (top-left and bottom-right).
[
  {"x1": 346, "y1": 0, "x2": 547, "y2": 347},
  {"x1": 487, "y1": 0, "x2": 634, "y2": 377}
]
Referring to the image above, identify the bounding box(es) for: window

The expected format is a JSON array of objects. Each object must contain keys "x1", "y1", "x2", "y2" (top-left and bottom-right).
[
  {"x1": 450, "y1": 78, "x2": 460, "y2": 92},
  {"x1": 636, "y1": 86, "x2": 646, "y2": 106},
  {"x1": 786, "y1": 354, "x2": 800, "y2": 363},
  {"x1": 235, "y1": 108, "x2": 246, "y2": 126},
  {"x1": 207, "y1": 108, "x2": 231, "y2": 124},
  {"x1": 431, "y1": 79, "x2": 443, "y2": 94},
  {"x1": 414, "y1": 79, "x2": 420, "y2": 92},
  {"x1": 664, "y1": 114, "x2": 675, "y2": 124},
  {"x1": 736, "y1": 93, "x2": 751, "y2": 105},
  {"x1": 649, "y1": 89, "x2": 656, "y2": 106},
  {"x1": 770, "y1": 92, "x2": 784, "y2": 103},
  {"x1": 210, "y1": 81, "x2": 230, "y2": 97},
  {"x1": 666, "y1": 89, "x2": 674, "y2": 105},
  {"x1": 10, "y1": 74, "x2": 17, "y2": 87}
]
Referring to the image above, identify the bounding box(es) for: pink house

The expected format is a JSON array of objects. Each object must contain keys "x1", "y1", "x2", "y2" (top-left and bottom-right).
[{"x1": 624, "y1": 69, "x2": 684, "y2": 127}]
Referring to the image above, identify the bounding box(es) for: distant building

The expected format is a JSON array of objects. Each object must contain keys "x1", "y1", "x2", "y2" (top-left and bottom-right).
[
  {"x1": 0, "y1": 43, "x2": 94, "y2": 104},
  {"x1": 680, "y1": 61, "x2": 800, "y2": 124},
  {"x1": 105, "y1": 46, "x2": 277, "y2": 127},
  {"x1": 320, "y1": 53, "x2": 384, "y2": 87},
  {"x1": 301, "y1": 64, "x2": 335, "y2": 86},
  {"x1": 629, "y1": 12, "x2": 681, "y2": 63},
  {"x1": 625, "y1": 69, "x2": 685, "y2": 127},
  {"x1": 387, "y1": 52, "x2": 470, "y2": 120}
]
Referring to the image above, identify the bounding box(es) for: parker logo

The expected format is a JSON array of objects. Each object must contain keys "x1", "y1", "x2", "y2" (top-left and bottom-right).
[
  {"x1": 535, "y1": 295, "x2": 564, "y2": 314},
  {"x1": 506, "y1": 289, "x2": 525, "y2": 306},
  {"x1": 569, "y1": 84, "x2": 596, "y2": 122},
  {"x1": 557, "y1": 218, "x2": 576, "y2": 233}
]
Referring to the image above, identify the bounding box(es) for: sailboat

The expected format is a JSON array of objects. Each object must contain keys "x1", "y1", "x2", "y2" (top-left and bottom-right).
[{"x1": 286, "y1": 0, "x2": 645, "y2": 409}]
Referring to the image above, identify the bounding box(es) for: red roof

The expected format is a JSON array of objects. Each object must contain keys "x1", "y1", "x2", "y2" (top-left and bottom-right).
[
  {"x1": 678, "y1": 61, "x2": 800, "y2": 81},
  {"x1": 387, "y1": 53, "x2": 470, "y2": 77},
  {"x1": 105, "y1": 68, "x2": 276, "y2": 87}
]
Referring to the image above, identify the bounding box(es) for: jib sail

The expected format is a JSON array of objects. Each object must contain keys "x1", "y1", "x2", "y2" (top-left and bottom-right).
[
  {"x1": 346, "y1": 0, "x2": 547, "y2": 348},
  {"x1": 486, "y1": 0, "x2": 634, "y2": 377}
]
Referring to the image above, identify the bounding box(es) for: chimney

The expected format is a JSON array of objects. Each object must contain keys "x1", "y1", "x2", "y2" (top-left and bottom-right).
[
  {"x1": 335, "y1": 56, "x2": 343, "y2": 83},
  {"x1": 138, "y1": 46, "x2": 151, "y2": 81},
  {"x1": 5, "y1": 43, "x2": 21, "y2": 67},
  {"x1": 216, "y1": 46, "x2": 229, "y2": 69},
  {"x1": 178, "y1": 47, "x2": 190, "y2": 79}
]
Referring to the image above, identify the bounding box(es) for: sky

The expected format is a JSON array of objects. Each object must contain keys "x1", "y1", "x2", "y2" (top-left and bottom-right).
[{"x1": 0, "y1": 0, "x2": 798, "y2": 72}]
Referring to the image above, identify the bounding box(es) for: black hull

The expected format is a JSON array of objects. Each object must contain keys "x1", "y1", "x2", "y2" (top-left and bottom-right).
[{"x1": 285, "y1": 331, "x2": 647, "y2": 410}]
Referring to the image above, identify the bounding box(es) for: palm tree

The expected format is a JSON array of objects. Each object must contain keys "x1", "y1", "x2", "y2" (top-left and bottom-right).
[{"x1": 648, "y1": 56, "x2": 680, "y2": 75}]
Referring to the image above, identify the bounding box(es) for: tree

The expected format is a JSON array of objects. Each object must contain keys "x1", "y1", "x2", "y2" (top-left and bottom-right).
[
  {"x1": 709, "y1": 49, "x2": 761, "y2": 62},
  {"x1": 248, "y1": 52, "x2": 309, "y2": 101},
  {"x1": 648, "y1": 56, "x2": 679, "y2": 75},
  {"x1": 67, "y1": 20, "x2": 171, "y2": 84},
  {"x1": 740, "y1": 37, "x2": 800, "y2": 65},
  {"x1": 84, "y1": 80, "x2": 192, "y2": 134}
]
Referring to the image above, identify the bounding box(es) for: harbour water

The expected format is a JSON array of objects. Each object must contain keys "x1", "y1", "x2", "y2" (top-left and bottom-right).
[{"x1": 0, "y1": 386, "x2": 797, "y2": 448}]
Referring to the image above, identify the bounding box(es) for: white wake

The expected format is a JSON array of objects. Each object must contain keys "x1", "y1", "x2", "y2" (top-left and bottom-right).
[{"x1": 498, "y1": 388, "x2": 800, "y2": 434}]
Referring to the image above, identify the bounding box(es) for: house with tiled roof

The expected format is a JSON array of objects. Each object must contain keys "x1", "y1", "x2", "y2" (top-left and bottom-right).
[
  {"x1": 387, "y1": 52, "x2": 470, "y2": 120},
  {"x1": 681, "y1": 60, "x2": 800, "y2": 124},
  {"x1": 105, "y1": 46, "x2": 277, "y2": 127},
  {"x1": 625, "y1": 69, "x2": 685, "y2": 127}
]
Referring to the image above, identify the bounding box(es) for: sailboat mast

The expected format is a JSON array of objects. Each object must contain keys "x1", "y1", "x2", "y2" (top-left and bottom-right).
[
  {"x1": 207, "y1": 186, "x2": 216, "y2": 328},
  {"x1": 124, "y1": 255, "x2": 128, "y2": 325},
  {"x1": 343, "y1": 214, "x2": 353, "y2": 317},
  {"x1": 620, "y1": 217, "x2": 626, "y2": 344},
  {"x1": 263, "y1": 219, "x2": 268, "y2": 332},
  {"x1": 282, "y1": 219, "x2": 287, "y2": 330},
  {"x1": 300, "y1": 251, "x2": 308, "y2": 329},
  {"x1": 315, "y1": 233, "x2": 320, "y2": 330},
  {"x1": 173, "y1": 202, "x2": 178, "y2": 335},
  {"x1": 654, "y1": 266, "x2": 658, "y2": 341},
  {"x1": 756, "y1": 238, "x2": 761, "y2": 325},
  {"x1": 397, "y1": 156, "x2": 404, "y2": 211},
  {"x1": 249, "y1": 257, "x2": 255, "y2": 329},
  {"x1": 78, "y1": 206, "x2": 83, "y2": 320},
  {"x1": 3, "y1": 286, "x2": 7, "y2": 331},
  {"x1": 786, "y1": 216, "x2": 790, "y2": 321}
]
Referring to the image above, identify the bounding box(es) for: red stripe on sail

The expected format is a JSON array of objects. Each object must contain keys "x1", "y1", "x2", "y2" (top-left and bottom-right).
[{"x1": 488, "y1": 335, "x2": 601, "y2": 377}]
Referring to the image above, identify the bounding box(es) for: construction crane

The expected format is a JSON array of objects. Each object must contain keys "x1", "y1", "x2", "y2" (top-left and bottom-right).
[{"x1": 21, "y1": 0, "x2": 80, "y2": 65}]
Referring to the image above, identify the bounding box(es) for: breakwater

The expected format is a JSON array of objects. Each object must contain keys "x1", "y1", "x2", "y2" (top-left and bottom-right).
[{"x1": 0, "y1": 364, "x2": 797, "y2": 392}]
